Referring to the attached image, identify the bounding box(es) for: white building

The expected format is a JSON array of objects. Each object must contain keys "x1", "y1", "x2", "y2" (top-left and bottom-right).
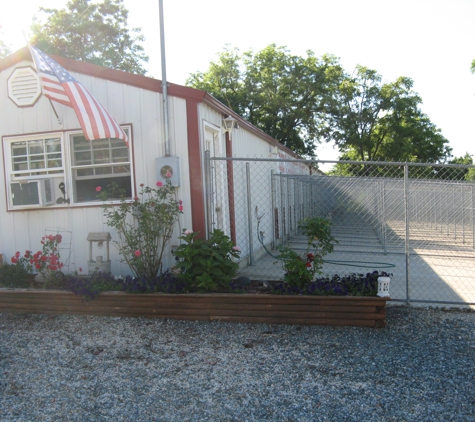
[{"x1": 0, "y1": 47, "x2": 309, "y2": 275}]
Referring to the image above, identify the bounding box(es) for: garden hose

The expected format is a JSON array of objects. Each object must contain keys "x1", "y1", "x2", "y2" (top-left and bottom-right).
[{"x1": 254, "y1": 208, "x2": 395, "y2": 270}]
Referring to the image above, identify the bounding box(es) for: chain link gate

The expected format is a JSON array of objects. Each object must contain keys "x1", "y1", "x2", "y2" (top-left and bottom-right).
[{"x1": 205, "y1": 154, "x2": 475, "y2": 306}]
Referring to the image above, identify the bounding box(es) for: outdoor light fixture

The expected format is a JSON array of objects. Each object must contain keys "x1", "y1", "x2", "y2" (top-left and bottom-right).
[
  {"x1": 223, "y1": 115, "x2": 237, "y2": 139},
  {"x1": 377, "y1": 276, "x2": 391, "y2": 298}
]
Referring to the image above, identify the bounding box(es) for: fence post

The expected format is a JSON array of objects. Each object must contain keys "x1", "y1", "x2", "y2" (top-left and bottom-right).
[
  {"x1": 246, "y1": 162, "x2": 254, "y2": 266},
  {"x1": 204, "y1": 150, "x2": 213, "y2": 237},
  {"x1": 286, "y1": 175, "x2": 291, "y2": 240},
  {"x1": 271, "y1": 170, "x2": 276, "y2": 250},
  {"x1": 404, "y1": 162, "x2": 411, "y2": 305},
  {"x1": 280, "y1": 173, "x2": 286, "y2": 244},
  {"x1": 381, "y1": 179, "x2": 387, "y2": 254},
  {"x1": 462, "y1": 186, "x2": 465, "y2": 244},
  {"x1": 472, "y1": 185, "x2": 474, "y2": 249}
]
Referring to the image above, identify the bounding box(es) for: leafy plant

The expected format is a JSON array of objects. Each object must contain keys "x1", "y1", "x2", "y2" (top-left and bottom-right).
[
  {"x1": 65, "y1": 270, "x2": 186, "y2": 300},
  {"x1": 173, "y1": 229, "x2": 241, "y2": 292},
  {"x1": 10, "y1": 234, "x2": 64, "y2": 287},
  {"x1": 0, "y1": 264, "x2": 30, "y2": 288},
  {"x1": 99, "y1": 181, "x2": 182, "y2": 280},
  {"x1": 277, "y1": 216, "x2": 337, "y2": 289},
  {"x1": 65, "y1": 271, "x2": 121, "y2": 301},
  {"x1": 119, "y1": 270, "x2": 186, "y2": 294},
  {"x1": 271, "y1": 271, "x2": 391, "y2": 296}
]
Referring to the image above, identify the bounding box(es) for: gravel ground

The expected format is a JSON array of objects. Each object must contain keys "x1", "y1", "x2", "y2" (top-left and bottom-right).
[{"x1": 0, "y1": 305, "x2": 474, "y2": 422}]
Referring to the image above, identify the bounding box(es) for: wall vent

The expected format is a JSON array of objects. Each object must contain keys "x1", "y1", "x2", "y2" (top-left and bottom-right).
[{"x1": 7, "y1": 67, "x2": 42, "y2": 107}]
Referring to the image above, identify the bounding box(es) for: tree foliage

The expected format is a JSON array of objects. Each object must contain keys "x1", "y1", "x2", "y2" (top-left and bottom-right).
[
  {"x1": 187, "y1": 44, "x2": 342, "y2": 157},
  {"x1": 30, "y1": 0, "x2": 148, "y2": 75},
  {"x1": 188, "y1": 45, "x2": 450, "y2": 164},
  {"x1": 323, "y1": 66, "x2": 451, "y2": 164}
]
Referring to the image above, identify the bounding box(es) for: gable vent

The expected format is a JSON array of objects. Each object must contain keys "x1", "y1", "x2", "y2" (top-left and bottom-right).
[{"x1": 8, "y1": 67, "x2": 42, "y2": 107}]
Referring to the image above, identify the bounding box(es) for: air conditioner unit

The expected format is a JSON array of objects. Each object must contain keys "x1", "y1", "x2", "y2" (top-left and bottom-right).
[{"x1": 10, "y1": 179, "x2": 56, "y2": 207}]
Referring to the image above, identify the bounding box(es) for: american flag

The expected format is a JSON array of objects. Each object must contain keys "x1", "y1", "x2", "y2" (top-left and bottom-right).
[{"x1": 28, "y1": 45, "x2": 129, "y2": 146}]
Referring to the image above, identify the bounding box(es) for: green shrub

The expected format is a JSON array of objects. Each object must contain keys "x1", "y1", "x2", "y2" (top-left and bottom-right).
[
  {"x1": 277, "y1": 216, "x2": 337, "y2": 290},
  {"x1": 173, "y1": 229, "x2": 241, "y2": 292},
  {"x1": 99, "y1": 181, "x2": 182, "y2": 280},
  {"x1": 0, "y1": 264, "x2": 31, "y2": 288}
]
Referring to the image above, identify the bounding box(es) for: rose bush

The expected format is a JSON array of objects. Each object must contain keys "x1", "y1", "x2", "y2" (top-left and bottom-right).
[
  {"x1": 11, "y1": 234, "x2": 64, "y2": 286},
  {"x1": 99, "y1": 181, "x2": 182, "y2": 280}
]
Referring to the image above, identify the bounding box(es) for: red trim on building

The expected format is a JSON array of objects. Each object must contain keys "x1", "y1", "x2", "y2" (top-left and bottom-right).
[{"x1": 186, "y1": 100, "x2": 206, "y2": 239}]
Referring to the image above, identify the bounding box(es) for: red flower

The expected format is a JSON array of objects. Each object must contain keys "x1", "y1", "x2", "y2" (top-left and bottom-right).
[
  {"x1": 306, "y1": 262, "x2": 312, "y2": 268},
  {"x1": 156, "y1": 181, "x2": 163, "y2": 187},
  {"x1": 96, "y1": 186, "x2": 102, "y2": 192},
  {"x1": 178, "y1": 205, "x2": 184, "y2": 212},
  {"x1": 134, "y1": 250, "x2": 141, "y2": 257}
]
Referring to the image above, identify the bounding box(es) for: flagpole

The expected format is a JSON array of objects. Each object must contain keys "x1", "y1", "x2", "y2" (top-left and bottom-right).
[
  {"x1": 48, "y1": 98, "x2": 63, "y2": 127},
  {"x1": 159, "y1": 0, "x2": 171, "y2": 157}
]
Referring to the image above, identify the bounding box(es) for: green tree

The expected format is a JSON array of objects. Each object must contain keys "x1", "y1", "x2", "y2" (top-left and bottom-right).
[
  {"x1": 187, "y1": 44, "x2": 343, "y2": 157},
  {"x1": 438, "y1": 153, "x2": 475, "y2": 181},
  {"x1": 324, "y1": 66, "x2": 451, "y2": 164},
  {"x1": 30, "y1": 0, "x2": 148, "y2": 75}
]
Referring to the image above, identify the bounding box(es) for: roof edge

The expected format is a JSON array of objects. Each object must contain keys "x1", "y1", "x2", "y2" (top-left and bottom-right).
[{"x1": 1, "y1": 47, "x2": 300, "y2": 158}]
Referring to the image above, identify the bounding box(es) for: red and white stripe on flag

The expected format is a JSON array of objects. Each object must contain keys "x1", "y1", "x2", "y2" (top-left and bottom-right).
[{"x1": 28, "y1": 45, "x2": 129, "y2": 146}]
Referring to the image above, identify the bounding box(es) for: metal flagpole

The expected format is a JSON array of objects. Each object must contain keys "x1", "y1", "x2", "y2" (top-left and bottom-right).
[
  {"x1": 48, "y1": 99, "x2": 63, "y2": 127},
  {"x1": 159, "y1": 0, "x2": 171, "y2": 157}
]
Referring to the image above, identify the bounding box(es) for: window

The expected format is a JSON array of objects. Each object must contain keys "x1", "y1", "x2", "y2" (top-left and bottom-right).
[
  {"x1": 3, "y1": 127, "x2": 133, "y2": 210},
  {"x1": 71, "y1": 130, "x2": 132, "y2": 203},
  {"x1": 11, "y1": 136, "x2": 63, "y2": 177}
]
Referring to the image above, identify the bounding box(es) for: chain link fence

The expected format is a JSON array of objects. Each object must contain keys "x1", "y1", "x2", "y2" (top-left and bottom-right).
[{"x1": 206, "y1": 154, "x2": 475, "y2": 306}]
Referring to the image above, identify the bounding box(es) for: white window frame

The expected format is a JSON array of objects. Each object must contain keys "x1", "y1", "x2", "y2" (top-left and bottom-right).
[{"x1": 3, "y1": 126, "x2": 134, "y2": 210}]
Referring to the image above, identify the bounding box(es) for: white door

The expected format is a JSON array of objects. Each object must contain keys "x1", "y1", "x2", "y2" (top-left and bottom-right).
[{"x1": 204, "y1": 125, "x2": 228, "y2": 233}]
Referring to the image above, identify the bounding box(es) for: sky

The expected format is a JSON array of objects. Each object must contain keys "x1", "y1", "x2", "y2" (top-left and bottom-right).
[{"x1": 1, "y1": 0, "x2": 475, "y2": 162}]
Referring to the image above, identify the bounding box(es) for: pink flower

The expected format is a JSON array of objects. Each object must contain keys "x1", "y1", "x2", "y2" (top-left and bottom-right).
[
  {"x1": 232, "y1": 246, "x2": 240, "y2": 252},
  {"x1": 184, "y1": 229, "x2": 193, "y2": 235},
  {"x1": 179, "y1": 200, "x2": 183, "y2": 205},
  {"x1": 166, "y1": 171, "x2": 172, "y2": 178},
  {"x1": 156, "y1": 181, "x2": 163, "y2": 187},
  {"x1": 178, "y1": 205, "x2": 184, "y2": 212},
  {"x1": 140, "y1": 183, "x2": 144, "y2": 187},
  {"x1": 134, "y1": 196, "x2": 139, "y2": 201},
  {"x1": 79, "y1": 267, "x2": 83, "y2": 272},
  {"x1": 134, "y1": 250, "x2": 141, "y2": 257},
  {"x1": 96, "y1": 186, "x2": 102, "y2": 192}
]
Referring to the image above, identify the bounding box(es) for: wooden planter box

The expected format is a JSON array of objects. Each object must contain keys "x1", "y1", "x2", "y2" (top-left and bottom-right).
[{"x1": 0, "y1": 289, "x2": 389, "y2": 327}]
